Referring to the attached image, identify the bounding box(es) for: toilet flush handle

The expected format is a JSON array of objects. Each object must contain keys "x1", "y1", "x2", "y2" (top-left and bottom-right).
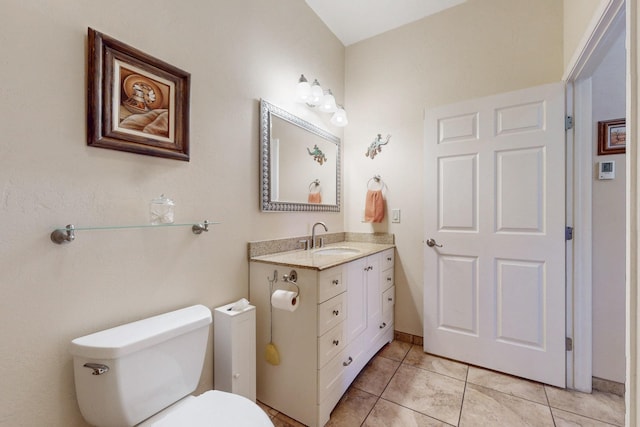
[{"x1": 83, "y1": 363, "x2": 109, "y2": 375}]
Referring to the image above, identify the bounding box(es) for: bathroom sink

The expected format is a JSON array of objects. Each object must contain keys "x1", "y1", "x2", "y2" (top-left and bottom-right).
[{"x1": 313, "y1": 247, "x2": 361, "y2": 256}]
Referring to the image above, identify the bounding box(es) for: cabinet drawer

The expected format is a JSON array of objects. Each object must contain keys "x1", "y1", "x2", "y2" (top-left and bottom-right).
[
  {"x1": 380, "y1": 248, "x2": 394, "y2": 271},
  {"x1": 318, "y1": 334, "x2": 365, "y2": 405},
  {"x1": 318, "y1": 322, "x2": 346, "y2": 368},
  {"x1": 318, "y1": 293, "x2": 347, "y2": 336},
  {"x1": 317, "y1": 346, "x2": 348, "y2": 404},
  {"x1": 381, "y1": 309, "x2": 394, "y2": 330},
  {"x1": 382, "y1": 286, "x2": 395, "y2": 315},
  {"x1": 318, "y1": 266, "x2": 346, "y2": 303},
  {"x1": 381, "y1": 268, "x2": 394, "y2": 292},
  {"x1": 372, "y1": 309, "x2": 393, "y2": 336}
]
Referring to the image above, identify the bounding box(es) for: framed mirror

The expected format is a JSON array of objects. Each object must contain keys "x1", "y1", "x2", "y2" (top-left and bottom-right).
[{"x1": 260, "y1": 99, "x2": 341, "y2": 212}]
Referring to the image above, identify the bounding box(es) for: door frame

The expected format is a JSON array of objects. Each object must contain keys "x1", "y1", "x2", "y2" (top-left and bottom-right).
[{"x1": 563, "y1": 0, "x2": 625, "y2": 392}]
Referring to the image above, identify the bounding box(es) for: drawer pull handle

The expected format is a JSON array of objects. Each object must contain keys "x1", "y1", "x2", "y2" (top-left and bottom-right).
[
  {"x1": 343, "y1": 357, "x2": 353, "y2": 367},
  {"x1": 379, "y1": 322, "x2": 387, "y2": 329},
  {"x1": 333, "y1": 339, "x2": 340, "y2": 346},
  {"x1": 332, "y1": 279, "x2": 339, "y2": 285},
  {"x1": 387, "y1": 297, "x2": 393, "y2": 302},
  {"x1": 364, "y1": 266, "x2": 374, "y2": 271},
  {"x1": 333, "y1": 310, "x2": 340, "y2": 316},
  {"x1": 387, "y1": 277, "x2": 392, "y2": 281},
  {"x1": 387, "y1": 257, "x2": 392, "y2": 261}
]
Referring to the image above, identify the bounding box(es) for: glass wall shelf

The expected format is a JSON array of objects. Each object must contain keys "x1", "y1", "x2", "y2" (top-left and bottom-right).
[{"x1": 50, "y1": 220, "x2": 219, "y2": 244}]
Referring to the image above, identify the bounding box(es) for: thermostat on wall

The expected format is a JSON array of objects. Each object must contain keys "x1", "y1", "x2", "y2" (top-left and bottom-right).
[{"x1": 598, "y1": 160, "x2": 615, "y2": 180}]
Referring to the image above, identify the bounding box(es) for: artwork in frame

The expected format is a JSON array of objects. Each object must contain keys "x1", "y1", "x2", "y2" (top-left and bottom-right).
[
  {"x1": 87, "y1": 28, "x2": 191, "y2": 161},
  {"x1": 597, "y1": 118, "x2": 626, "y2": 156}
]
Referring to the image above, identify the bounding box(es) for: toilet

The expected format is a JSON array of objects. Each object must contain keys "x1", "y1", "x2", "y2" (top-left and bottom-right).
[{"x1": 70, "y1": 304, "x2": 273, "y2": 427}]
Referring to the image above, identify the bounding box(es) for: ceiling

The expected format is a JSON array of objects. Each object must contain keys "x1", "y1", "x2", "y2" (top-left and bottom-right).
[{"x1": 305, "y1": 0, "x2": 467, "y2": 46}]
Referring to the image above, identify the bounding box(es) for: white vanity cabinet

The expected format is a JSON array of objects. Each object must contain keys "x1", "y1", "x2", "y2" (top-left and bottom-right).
[{"x1": 249, "y1": 246, "x2": 394, "y2": 427}]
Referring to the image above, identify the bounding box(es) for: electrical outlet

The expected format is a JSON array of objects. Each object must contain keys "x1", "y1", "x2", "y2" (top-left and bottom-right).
[{"x1": 391, "y1": 209, "x2": 401, "y2": 223}]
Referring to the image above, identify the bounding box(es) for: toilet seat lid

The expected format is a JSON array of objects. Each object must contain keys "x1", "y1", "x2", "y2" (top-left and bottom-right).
[{"x1": 139, "y1": 390, "x2": 273, "y2": 427}]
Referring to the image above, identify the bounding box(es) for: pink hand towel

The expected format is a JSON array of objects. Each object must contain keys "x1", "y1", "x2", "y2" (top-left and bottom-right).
[
  {"x1": 308, "y1": 192, "x2": 322, "y2": 204},
  {"x1": 364, "y1": 189, "x2": 385, "y2": 223}
]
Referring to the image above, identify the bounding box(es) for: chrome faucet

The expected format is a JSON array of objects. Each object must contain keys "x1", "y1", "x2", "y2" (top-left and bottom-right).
[{"x1": 311, "y1": 222, "x2": 328, "y2": 249}]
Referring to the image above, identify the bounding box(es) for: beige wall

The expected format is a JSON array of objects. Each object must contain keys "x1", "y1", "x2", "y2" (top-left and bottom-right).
[
  {"x1": 564, "y1": 0, "x2": 607, "y2": 69},
  {"x1": 1, "y1": 0, "x2": 624, "y2": 425},
  {"x1": 0, "y1": 1, "x2": 344, "y2": 425},
  {"x1": 592, "y1": 29, "x2": 626, "y2": 383},
  {"x1": 344, "y1": 0, "x2": 564, "y2": 336}
]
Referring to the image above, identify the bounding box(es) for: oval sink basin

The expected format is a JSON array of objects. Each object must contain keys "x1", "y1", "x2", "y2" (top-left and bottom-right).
[{"x1": 313, "y1": 247, "x2": 361, "y2": 256}]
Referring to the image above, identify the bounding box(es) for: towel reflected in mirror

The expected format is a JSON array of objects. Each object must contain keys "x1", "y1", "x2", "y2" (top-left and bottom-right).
[{"x1": 308, "y1": 192, "x2": 322, "y2": 204}]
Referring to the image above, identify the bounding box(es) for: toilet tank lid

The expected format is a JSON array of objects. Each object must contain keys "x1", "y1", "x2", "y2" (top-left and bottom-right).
[{"x1": 70, "y1": 305, "x2": 212, "y2": 359}]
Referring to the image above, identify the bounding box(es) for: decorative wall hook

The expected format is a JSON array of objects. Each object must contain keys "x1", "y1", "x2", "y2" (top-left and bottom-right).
[
  {"x1": 365, "y1": 134, "x2": 391, "y2": 159},
  {"x1": 307, "y1": 144, "x2": 327, "y2": 165}
]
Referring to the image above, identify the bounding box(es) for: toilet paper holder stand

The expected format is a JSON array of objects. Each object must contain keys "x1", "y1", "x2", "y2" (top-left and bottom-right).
[{"x1": 268, "y1": 269, "x2": 300, "y2": 298}]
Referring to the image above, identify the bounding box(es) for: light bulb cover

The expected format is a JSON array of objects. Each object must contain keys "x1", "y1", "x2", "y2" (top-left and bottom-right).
[
  {"x1": 318, "y1": 90, "x2": 337, "y2": 113},
  {"x1": 296, "y1": 74, "x2": 311, "y2": 103},
  {"x1": 330, "y1": 107, "x2": 348, "y2": 127},
  {"x1": 308, "y1": 79, "x2": 323, "y2": 106}
]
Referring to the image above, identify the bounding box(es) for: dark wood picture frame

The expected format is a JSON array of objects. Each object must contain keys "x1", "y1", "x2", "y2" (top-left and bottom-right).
[
  {"x1": 597, "y1": 118, "x2": 626, "y2": 156},
  {"x1": 87, "y1": 28, "x2": 190, "y2": 161}
]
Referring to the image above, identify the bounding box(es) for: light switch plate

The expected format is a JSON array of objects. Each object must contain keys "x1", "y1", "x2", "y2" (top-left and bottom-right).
[{"x1": 391, "y1": 209, "x2": 401, "y2": 223}]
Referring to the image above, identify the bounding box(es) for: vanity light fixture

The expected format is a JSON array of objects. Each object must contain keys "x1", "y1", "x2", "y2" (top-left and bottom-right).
[{"x1": 296, "y1": 74, "x2": 348, "y2": 127}]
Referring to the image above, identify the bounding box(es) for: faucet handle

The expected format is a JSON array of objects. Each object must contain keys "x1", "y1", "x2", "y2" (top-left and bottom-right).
[
  {"x1": 299, "y1": 239, "x2": 309, "y2": 251},
  {"x1": 318, "y1": 237, "x2": 325, "y2": 248}
]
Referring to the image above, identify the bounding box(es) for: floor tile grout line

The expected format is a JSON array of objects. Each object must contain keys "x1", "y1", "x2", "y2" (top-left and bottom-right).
[
  {"x1": 542, "y1": 384, "x2": 558, "y2": 427},
  {"x1": 455, "y1": 361, "x2": 471, "y2": 427}
]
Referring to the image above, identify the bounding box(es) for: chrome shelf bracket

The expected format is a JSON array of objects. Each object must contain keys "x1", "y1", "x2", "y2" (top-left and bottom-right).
[{"x1": 50, "y1": 224, "x2": 75, "y2": 244}]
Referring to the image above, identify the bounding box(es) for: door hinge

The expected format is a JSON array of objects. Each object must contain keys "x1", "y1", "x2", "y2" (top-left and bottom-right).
[
  {"x1": 565, "y1": 116, "x2": 574, "y2": 130},
  {"x1": 566, "y1": 337, "x2": 573, "y2": 351},
  {"x1": 565, "y1": 226, "x2": 573, "y2": 241}
]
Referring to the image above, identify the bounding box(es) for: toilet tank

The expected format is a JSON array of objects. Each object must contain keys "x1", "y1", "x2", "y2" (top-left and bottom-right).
[{"x1": 70, "y1": 305, "x2": 212, "y2": 427}]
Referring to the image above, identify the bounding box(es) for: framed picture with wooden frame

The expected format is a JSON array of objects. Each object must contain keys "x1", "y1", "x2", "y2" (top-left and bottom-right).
[
  {"x1": 597, "y1": 118, "x2": 626, "y2": 156},
  {"x1": 87, "y1": 28, "x2": 191, "y2": 161}
]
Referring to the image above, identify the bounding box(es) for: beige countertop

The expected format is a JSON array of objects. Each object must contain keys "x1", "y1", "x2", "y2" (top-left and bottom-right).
[{"x1": 249, "y1": 241, "x2": 395, "y2": 271}]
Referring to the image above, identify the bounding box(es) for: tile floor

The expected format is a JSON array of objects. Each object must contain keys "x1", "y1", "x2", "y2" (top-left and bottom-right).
[{"x1": 258, "y1": 341, "x2": 626, "y2": 427}]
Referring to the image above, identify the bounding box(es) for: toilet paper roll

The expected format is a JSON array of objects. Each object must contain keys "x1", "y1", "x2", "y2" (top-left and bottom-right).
[{"x1": 271, "y1": 290, "x2": 299, "y2": 312}]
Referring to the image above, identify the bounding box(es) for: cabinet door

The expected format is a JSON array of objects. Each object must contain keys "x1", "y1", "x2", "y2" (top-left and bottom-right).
[
  {"x1": 364, "y1": 253, "x2": 383, "y2": 348},
  {"x1": 346, "y1": 257, "x2": 367, "y2": 342},
  {"x1": 231, "y1": 310, "x2": 257, "y2": 400}
]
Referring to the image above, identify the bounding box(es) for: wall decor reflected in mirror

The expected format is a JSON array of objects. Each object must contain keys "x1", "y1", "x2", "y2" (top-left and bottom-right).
[{"x1": 260, "y1": 99, "x2": 341, "y2": 212}]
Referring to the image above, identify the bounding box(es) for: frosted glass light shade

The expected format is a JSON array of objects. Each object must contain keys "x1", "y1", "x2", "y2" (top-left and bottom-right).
[
  {"x1": 308, "y1": 80, "x2": 323, "y2": 106},
  {"x1": 318, "y1": 90, "x2": 337, "y2": 113},
  {"x1": 330, "y1": 107, "x2": 348, "y2": 127},
  {"x1": 296, "y1": 74, "x2": 311, "y2": 103}
]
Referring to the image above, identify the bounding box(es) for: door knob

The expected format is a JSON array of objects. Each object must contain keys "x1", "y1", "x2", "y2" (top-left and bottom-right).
[{"x1": 426, "y1": 238, "x2": 443, "y2": 248}]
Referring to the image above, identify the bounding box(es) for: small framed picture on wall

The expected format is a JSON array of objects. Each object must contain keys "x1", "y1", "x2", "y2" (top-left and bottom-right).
[
  {"x1": 87, "y1": 28, "x2": 191, "y2": 161},
  {"x1": 598, "y1": 118, "x2": 626, "y2": 155}
]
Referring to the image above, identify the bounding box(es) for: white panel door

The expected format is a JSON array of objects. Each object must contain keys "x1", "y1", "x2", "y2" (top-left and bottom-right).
[{"x1": 424, "y1": 83, "x2": 566, "y2": 387}]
